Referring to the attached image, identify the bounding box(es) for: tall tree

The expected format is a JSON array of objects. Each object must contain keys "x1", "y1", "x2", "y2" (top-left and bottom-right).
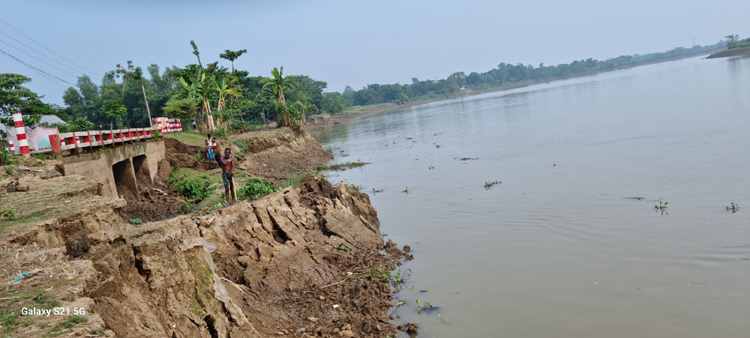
[
  {"x1": 190, "y1": 40, "x2": 202, "y2": 67},
  {"x1": 219, "y1": 49, "x2": 247, "y2": 74},
  {"x1": 162, "y1": 98, "x2": 198, "y2": 122},
  {"x1": 102, "y1": 100, "x2": 127, "y2": 129},
  {"x1": 116, "y1": 61, "x2": 153, "y2": 129}
]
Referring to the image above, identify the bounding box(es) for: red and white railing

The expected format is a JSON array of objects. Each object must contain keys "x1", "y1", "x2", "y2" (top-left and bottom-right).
[
  {"x1": 4, "y1": 116, "x2": 181, "y2": 155},
  {"x1": 57, "y1": 127, "x2": 155, "y2": 152},
  {"x1": 153, "y1": 117, "x2": 183, "y2": 134}
]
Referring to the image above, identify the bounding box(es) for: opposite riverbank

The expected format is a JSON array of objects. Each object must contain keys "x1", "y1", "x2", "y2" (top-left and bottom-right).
[
  {"x1": 306, "y1": 49, "x2": 720, "y2": 131},
  {"x1": 707, "y1": 47, "x2": 750, "y2": 58}
]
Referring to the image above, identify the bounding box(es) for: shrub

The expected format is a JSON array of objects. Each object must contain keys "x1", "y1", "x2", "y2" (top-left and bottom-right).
[
  {"x1": 172, "y1": 178, "x2": 213, "y2": 200},
  {"x1": 238, "y1": 178, "x2": 279, "y2": 201},
  {"x1": 0, "y1": 150, "x2": 17, "y2": 166},
  {"x1": 213, "y1": 127, "x2": 228, "y2": 139},
  {"x1": 1, "y1": 208, "x2": 17, "y2": 220}
]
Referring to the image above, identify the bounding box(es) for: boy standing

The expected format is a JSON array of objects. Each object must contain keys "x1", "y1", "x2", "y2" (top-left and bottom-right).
[{"x1": 205, "y1": 134, "x2": 214, "y2": 160}]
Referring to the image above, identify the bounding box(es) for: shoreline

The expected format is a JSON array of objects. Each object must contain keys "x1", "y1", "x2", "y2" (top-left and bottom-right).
[
  {"x1": 707, "y1": 47, "x2": 750, "y2": 59},
  {"x1": 306, "y1": 49, "x2": 719, "y2": 132}
]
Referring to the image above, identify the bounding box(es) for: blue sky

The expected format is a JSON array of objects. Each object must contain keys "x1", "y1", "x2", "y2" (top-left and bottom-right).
[{"x1": 1, "y1": 0, "x2": 748, "y2": 105}]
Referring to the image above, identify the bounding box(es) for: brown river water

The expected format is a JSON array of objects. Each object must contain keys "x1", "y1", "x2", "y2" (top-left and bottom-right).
[{"x1": 312, "y1": 55, "x2": 750, "y2": 337}]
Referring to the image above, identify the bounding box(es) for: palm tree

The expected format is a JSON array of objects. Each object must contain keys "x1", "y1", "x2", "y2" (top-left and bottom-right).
[
  {"x1": 260, "y1": 67, "x2": 298, "y2": 127},
  {"x1": 219, "y1": 49, "x2": 247, "y2": 75}
]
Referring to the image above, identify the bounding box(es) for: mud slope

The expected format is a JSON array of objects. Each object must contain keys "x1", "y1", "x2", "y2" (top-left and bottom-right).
[
  {"x1": 236, "y1": 130, "x2": 333, "y2": 184},
  {"x1": 1, "y1": 175, "x2": 407, "y2": 338}
]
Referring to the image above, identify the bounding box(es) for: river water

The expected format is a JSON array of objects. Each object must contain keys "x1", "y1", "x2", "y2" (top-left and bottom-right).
[{"x1": 312, "y1": 55, "x2": 750, "y2": 338}]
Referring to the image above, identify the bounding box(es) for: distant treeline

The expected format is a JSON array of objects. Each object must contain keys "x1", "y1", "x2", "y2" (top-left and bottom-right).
[
  {"x1": 342, "y1": 42, "x2": 725, "y2": 107},
  {"x1": 1, "y1": 39, "x2": 728, "y2": 133}
]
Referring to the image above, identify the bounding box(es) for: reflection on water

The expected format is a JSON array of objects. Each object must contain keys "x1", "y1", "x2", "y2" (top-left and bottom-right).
[{"x1": 313, "y1": 55, "x2": 750, "y2": 338}]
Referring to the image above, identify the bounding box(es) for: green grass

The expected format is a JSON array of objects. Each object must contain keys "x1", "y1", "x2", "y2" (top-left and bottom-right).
[
  {"x1": 42, "y1": 316, "x2": 86, "y2": 337},
  {"x1": 729, "y1": 42, "x2": 750, "y2": 49},
  {"x1": 0, "y1": 290, "x2": 62, "y2": 335},
  {"x1": 1, "y1": 209, "x2": 54, "y2": 233},
  {"x1": 185, "y1": 255, "x2": 213, "y2": 316},
  {"x1": 163, "y1": 131, "x2": 213, "y2": 147},
  {"x1": 1, "y1": 308, "x2": 22, "y2": 334},
  {"x1": 280, "y1": 173, "x2": 309, "y2": 189},
  {"x1": 343, "y1": 104, "x2": 376, "y2": 112}
]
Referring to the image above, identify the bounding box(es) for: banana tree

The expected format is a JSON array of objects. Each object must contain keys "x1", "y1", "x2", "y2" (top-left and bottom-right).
[
  {"x1": 296, "y1": 101, "x2": 317, "y2": 124},
  {"x1": 260, "y1": 66, "x2": 298, "y2": 127},
  {"x1": 215, "y1": 77, "x2": 240, "y2": 128},
  {"x1": 214, "y1": 78, "x2": 240, "y2": 114},
  {"x1": 179, "y1": 69, "x2": 217, "y2": 131}
]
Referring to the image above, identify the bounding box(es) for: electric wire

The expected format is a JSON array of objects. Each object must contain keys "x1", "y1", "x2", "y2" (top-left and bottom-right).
[
  {"x1": 0, "y1": 17, "x2": 101, "y2": 78},
  {"x1": 0, "y1": 37, "x2": 80, "y2": 78},
  {"x1": 0, "y1": 48, "x2": 71, "y2": 87}
]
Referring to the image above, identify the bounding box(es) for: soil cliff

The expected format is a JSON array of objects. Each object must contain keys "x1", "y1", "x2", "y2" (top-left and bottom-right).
[{"x1": 0, "y1": 131, "x2": 407, "y2": 338}]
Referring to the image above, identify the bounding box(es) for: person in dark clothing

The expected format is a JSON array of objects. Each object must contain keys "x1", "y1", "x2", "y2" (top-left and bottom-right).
[{"x1": 221, "y1": 148, "x2": 236, "y2": 205}]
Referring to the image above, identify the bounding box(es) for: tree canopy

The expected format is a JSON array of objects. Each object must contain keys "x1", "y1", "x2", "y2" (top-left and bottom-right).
[{"x1": 7, "y1": 36, "x2": 720, "y2": 135}]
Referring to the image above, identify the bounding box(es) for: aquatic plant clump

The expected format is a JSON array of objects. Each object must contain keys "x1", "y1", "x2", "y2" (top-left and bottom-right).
[
  {"x1": 654, "y1": 201, "x2": 668, "y2": 210},
  {"x1": 484, "y1": 180, "x2": 501, "y2": 190},
  {"x1": 726, "y1": 202, "x2": 739, "y2": 213},
  {"x1": 315, "y1": 160, "x2": 369, "y2": 172}
]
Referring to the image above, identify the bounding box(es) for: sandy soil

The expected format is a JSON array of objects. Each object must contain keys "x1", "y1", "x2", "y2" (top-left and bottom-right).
[
  {"x1": 0, "y1": 174, "x2": 411, "y2": 337},
  {"x1": 1, "y1": 130, "x2": 415, "y2": 338}
]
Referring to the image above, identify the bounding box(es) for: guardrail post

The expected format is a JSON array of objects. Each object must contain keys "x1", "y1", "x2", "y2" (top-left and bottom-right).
[{"x1": 12, "y1": 112, "x2": 30, "y2": 157}]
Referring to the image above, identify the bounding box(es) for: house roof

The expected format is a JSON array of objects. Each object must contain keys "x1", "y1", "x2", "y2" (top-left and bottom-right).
[{"x1": 39, "y1": 115, "x2": 65, "y2": 125}]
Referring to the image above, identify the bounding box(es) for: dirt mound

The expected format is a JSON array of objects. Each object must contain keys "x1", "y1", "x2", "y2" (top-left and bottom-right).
[
  {"x1": 164, "y1": 137, "x2": 218, "y2": 171},
  {"x1": 119, "y1": 187, "x2": 186, "y2": 222},
  {"x1": 241, "y1": 130, "x2": 333, "y2": 184},
  {"x1": 118, "y1": 155, "x2": 187, "y2": 222}
]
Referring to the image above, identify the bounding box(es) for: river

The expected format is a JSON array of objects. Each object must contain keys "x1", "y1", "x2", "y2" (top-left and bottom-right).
[{"x1": 312, "y1": 55, "x2": 750, "y2": 338}]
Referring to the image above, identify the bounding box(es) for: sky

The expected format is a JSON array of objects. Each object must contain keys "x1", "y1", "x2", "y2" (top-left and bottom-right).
[{"x1": 1, "y1": 0, "x2": 748, "y2": 105}]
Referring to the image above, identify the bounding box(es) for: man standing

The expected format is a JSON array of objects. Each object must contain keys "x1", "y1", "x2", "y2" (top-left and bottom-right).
[
  {"x1": 205, "y1": 134, "x2": 214, "y2": 160},
  {"x1": 221, "y1": 147, "x2": 237, "y2": 205}
]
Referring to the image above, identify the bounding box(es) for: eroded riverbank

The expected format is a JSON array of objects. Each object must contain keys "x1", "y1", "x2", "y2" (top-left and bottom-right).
[{"x1": 0, "y1": 130, "x2": 412, "y2": 337}]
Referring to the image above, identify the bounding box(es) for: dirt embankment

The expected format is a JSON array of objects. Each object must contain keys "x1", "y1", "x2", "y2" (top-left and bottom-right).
[
  {"x1": 1, "y1": 172, "x2": 409, "y2": 337},
  {"x1": 117, "y1": 129, "x2": 333, "y2": 222},
  {"x1": 0, "y1": 130, "x2": 407, "y2": 337},
  {"x1": 232, "y1": 130, "x2": 333, "y2": 184}
]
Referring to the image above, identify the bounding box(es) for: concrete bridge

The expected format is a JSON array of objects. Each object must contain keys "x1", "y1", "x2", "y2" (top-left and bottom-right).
[{"x1": 61, "y1": 140, "x2": 166, "y2": 198}]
